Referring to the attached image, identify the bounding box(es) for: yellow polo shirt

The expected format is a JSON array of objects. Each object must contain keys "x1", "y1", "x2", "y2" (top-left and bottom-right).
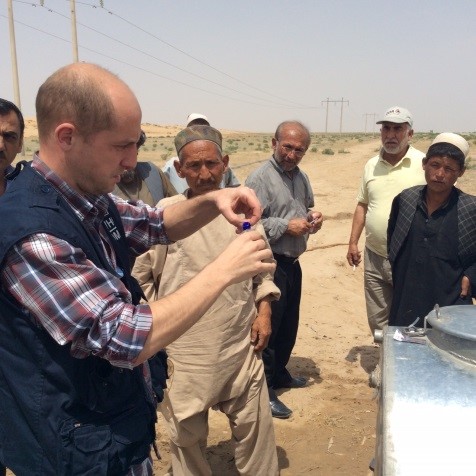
[{"x1": 357, "y1": 145, "x2": 426, "y2": 257}]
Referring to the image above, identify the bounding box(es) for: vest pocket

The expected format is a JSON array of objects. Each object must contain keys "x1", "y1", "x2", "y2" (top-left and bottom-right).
[
  {"x1": 58, "y1": 420, "x2": 122, "y2": 475},
  {"x1": 58, "y1": 407, "x2": 154, "y2": 476}
]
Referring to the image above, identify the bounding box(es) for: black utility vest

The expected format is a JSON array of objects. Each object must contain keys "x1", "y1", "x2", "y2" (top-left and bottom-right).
[{"x1": 0, "y1": 163, "x2": 155, "y2": 475}]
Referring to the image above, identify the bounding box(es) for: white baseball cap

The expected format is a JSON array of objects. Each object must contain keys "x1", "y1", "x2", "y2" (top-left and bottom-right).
[
  {"x1": 376, "y1": 106, "x2": 413, "y2": 128},
  {"x1": 186, "y1": 113, "x2": 209, "y2": 126}
]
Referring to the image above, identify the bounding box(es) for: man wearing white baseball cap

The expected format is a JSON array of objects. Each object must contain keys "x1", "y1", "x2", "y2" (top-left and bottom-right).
[
  {"x1": 388, "y1": 133, "x2": 476, "y2": 326},
  {"x1": 163, "y1": 113, "x2": 240, "y2": 192},
  {"x1": 346, "y1": 106, "x2": 426, "y2": 336},
  {"x1": 185, "y1": 112, "x2": 209, "y2": 125}
]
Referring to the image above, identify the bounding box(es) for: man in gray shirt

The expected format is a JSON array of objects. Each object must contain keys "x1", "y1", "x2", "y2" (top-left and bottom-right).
[{"x1": 246, "y1": 120, "x2": 323, "y2": 418}]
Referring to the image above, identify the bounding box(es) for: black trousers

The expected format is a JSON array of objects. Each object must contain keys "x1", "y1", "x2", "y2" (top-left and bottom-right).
[{"x1": 263, "y1": 255, "x2": 302, "y2": 389}]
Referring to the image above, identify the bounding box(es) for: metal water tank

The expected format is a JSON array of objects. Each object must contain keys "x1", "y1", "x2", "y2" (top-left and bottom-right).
[{"x1": 374, "y1": 305, "x2": 476, "y2": 475}]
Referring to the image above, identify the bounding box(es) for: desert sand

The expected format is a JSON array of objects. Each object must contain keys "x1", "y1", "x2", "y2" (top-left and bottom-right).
[{"x1": 14, "y1": 123, "x2": 475, "y2": 475}]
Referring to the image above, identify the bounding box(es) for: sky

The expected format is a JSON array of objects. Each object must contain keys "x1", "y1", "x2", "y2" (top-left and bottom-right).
[{"x1": 1, "y1": 0, "x2": 475, "y2": 133}]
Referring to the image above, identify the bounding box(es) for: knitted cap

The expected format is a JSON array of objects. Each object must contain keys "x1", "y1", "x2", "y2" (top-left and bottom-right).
[{"x1": 174, "y1": 125, "x2": 222, "y2": 154}]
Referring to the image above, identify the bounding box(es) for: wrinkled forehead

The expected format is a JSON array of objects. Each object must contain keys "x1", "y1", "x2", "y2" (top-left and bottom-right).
[
  {"x1": 277, "y1": 128, "x2": 310, "y2": 146},
  {"x1": 0, "y1": 111, "x2": 21, "y2": 132},
  {"x1": 380, "y1": 121, "x2": 411, "y2": 130},
  {"x1": 180, "y1": 139, "x2": 222, "y2": 160}
]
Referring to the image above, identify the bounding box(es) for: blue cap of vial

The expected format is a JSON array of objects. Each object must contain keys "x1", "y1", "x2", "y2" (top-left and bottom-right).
[{"x1": 242, "y1": 222, "x2": 251, "y2": 231}]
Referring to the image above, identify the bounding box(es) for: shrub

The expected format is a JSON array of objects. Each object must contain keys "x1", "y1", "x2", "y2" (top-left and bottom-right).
[{"x1": 322, "y1": 148, "x2": 335, "y2": 155}]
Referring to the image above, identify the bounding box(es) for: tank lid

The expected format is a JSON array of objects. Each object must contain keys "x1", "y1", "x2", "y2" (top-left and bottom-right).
[{"x1": 427, "y1": 305, "x2": 476, "y2": 365}]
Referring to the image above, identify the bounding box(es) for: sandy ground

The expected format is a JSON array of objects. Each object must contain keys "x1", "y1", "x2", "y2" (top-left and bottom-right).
[{"x1": 13, "y1": 123, "x2": 476, "y2": 475}]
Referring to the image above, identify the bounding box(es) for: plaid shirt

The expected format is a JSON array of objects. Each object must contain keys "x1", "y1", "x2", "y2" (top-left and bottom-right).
[{"x1": 2, "y1": 155, "x2": 172, "y2": 365}]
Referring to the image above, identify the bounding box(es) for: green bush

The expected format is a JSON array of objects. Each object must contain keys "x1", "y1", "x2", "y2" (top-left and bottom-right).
[{"x1": 322, "y1": 148, "x2": 335, "y2": 155}]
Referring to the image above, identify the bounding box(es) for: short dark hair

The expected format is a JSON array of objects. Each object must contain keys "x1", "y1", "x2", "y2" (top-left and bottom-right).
[
  {"x1": 426, "y1": 142, "x2": 465, "y2": 169},
  {"x1": 0, "y1": 98, "x2": 25, "y2": 138}
]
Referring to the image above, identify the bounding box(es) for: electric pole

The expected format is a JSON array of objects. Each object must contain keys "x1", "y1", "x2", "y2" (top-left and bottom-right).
[
  {"x1": 7, "y1": 0, "x2": 21, "y2": 111},
  {"x1": 322, "y1": 97, "x2": 330, "y2": 133},
  {"x1": 363, "y1": 113, "x2": 377, "y2": 133},
  {"x1": 70, "y1": 0, "x2": 79, "y2": 62},
  {"x1": 7, "y1": 0, "x2": 24, "y2": 155},
  {"x1": 321, "y1": 97, "x2": 349, "y2": 133}
]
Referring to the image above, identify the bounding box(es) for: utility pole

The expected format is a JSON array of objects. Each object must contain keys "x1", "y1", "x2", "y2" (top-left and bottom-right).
[
  {"x1": 7, "y1": 0, "x2": 21, "y2": 110},
  {"x1": 338, "y1": 97, "x2": 348, "y2": 133},
  {"x1": 322, "y1": 97, "x2": 330, "y2": 133},
  {"x1": 363, "y1": 113, "x2": 377, "y2": 133},
  {"x1": 7, "y1": 0, "x2": 24, "y2": 155},
  {"x1": 70, "y1": 0, "x2": 79, "y2": 62},
  {"x1": 321, "y1": 97, "x2": 349, "y2": 133}
]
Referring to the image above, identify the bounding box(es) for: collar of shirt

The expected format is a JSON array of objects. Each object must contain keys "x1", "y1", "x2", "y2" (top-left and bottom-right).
[
  {"x1": 3, "y1": 165, "x2": 14, "y2": 177},
  {"x1": 32, "y1": 154, "x2": 109, "y2": 225},
  {"x1": 418, "y1": 186, "x2": 458, "y2": 215},
  {"x1": 378, "y1": 148, "x2": 412, "y2": 168},
  {"x1": 3, "y1": 164, "x2": 14, "y2": 190}
]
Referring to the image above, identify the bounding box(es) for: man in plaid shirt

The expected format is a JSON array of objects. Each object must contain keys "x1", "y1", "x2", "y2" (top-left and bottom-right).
[{"x1": 0, "y1": 63, "x2": 273, "y2": 476}]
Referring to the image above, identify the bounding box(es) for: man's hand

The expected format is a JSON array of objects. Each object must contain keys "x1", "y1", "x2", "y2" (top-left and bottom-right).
[
  {"x1": 212, "y1": 186, "x2": 263, "y2": 231},
  {"x1": 346, "y1": 202, "x2": 367, "y2": 268},
  {"x1": 214, "y1": 230, "x2": 276, "y2": 285},
  {"x1": 460, "y1": 275, "x2": 472, "y2": 298},
  {"x1": 251, "y1": 298, "x2": 272, "y2": 351},
  {"x1": 163, "y1": 186, "x2": 263, "y2": 240},
  {"x1": 286, "y1": 218, "x2": 312, "y2": 236},
  {"x1": 347, "y1": 243, "x2": 361, "y2": 267},
  {"x1": 308, "y1": 211, "x2": 323, "y2": 234}
]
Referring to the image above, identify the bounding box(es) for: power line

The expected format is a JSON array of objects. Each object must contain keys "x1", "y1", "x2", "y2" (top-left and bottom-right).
[
  {"x1": 0, "y1": 13, "x2": 308, "y2": 110},
  {"x1": 14, "y1": 0, "x2": 313, "y2": 109},
  {"x1": 78, "y1": 0, "x2": 310, "y2": 108}
]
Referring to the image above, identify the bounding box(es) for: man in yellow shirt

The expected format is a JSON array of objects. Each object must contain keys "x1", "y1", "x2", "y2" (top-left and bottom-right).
[{"x1": 346, "y1": 107, "x2": 425, "y2": 334}]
